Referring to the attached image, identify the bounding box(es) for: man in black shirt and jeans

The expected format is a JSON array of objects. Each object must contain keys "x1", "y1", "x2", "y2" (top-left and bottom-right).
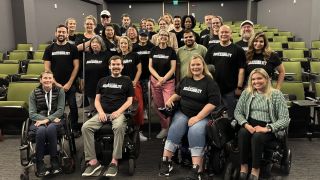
[
  {"x1": 43, "y1": 24, "x2": 80, "y2": 136},
  {"x1": 205, "y1": 25, "x2": 246, "y2": 119},
  {"x1": 81, "y1": 55, "x2": 134, "y2": 177}
]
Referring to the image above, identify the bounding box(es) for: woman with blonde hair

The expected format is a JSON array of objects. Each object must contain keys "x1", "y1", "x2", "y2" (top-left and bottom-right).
[
  {"x1": 235, "y1": 68, "x2": 290, "y2": 180},
  {"x1": 163, "y1": 12, "x2": 175, "y2": 32},
  {"x1": 159, "y1": 55, "x2": 221, "y2": 179},
  {"x1": 149, "y1": 29, "x2": 177, "y2": 139},
  {"x1": 76, "y1": 15, "x2": 97, "y2": 51},
  {"x1": 246, "y1": 32, "x2": 285, "y2": 89},
  {"x1": 151, "y1": 18, "x2": 178, "y2": 51}
]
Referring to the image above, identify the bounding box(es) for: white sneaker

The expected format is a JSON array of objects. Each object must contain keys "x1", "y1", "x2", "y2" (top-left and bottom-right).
[
  {"x1": 139, "y1": 131, "x2": 148, "y2": 142},
  {"x1": 144, "y1": 110, "x2": 148, "y2": 119},
  {"x1": 156, "y1": 129, "x2": 168, "y2": 139}
]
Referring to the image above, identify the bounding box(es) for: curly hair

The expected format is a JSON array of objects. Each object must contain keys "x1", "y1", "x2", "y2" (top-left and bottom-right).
[
  {"x1": 246, "y1": 32, "x2": 272, "y2": 63},
  {"x1": 181, "y1": 15, "x2": 196, "y2": 29}
]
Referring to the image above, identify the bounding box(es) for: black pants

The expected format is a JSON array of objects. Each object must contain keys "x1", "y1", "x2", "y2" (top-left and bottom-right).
[
  {"x1": 238, "y1": 118, "x2": 275, "y2": 168},
  {"x1": 65, "y1": 85, "x2": 79, "y2": 130}
]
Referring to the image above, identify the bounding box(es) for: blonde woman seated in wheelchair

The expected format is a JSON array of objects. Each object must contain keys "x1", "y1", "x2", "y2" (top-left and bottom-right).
[{"x1": 159, "y1": 55, "x2": 221, "y2": 180}]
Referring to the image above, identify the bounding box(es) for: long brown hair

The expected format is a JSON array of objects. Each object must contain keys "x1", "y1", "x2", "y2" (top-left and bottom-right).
[{"x1": 246, "y1": 32, "x2": 272, "y2": 63}]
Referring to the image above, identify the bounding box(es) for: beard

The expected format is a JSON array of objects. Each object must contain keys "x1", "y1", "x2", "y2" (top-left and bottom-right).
[{"x1": 57, "y1": 36, "x2": 66, "y2": 43}]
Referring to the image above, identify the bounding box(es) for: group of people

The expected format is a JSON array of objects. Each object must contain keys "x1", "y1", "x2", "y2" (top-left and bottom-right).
[{"x1": 28, "y1": 9, "x2": 290, "y2": 180}]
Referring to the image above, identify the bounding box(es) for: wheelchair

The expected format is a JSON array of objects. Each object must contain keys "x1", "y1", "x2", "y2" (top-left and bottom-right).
[
  {"x1": 223, "y1": 128, "x2": 292, "y2": 180},
  {"x1": 19, "y1": 114, "x2": 76, "y2": 180},
  {"x1": 80, "y1": 109, "x2": 140, "y2": 176}
]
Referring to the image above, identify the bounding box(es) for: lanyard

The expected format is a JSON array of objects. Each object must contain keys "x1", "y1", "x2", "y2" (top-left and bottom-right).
[{"x1": 45, "y1": 90, "x2": 52, "y2": 116}]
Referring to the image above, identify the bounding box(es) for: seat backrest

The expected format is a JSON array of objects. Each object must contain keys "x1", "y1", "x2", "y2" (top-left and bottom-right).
[
  {"x1": 266, "y1": 28, "x2": 278, "y2": 33},
  {"x1": 269, "y1": 42, "x2": 283, "y2": 50},
  {"x1": 37, "y1": 44, "x2": 50, "y2": 51},
  {"x1": 282, "y1": 61, "x2": 302, "y2": 81},
  {"x1": 232, "y1": 36, "x2": 242, "y2": 43},
  {"x1": 288, "y1": 42, "x2": 306, "y2": 49},
  {"x1": 0, "y1": 52, "x2": 3, "y2": 62},
  {"x1": 9, "y1": 51, "x2": 28, "y2": 60},
  {"x1": 7, "y1": 82, "x2": 39, "y2": 105},
  {"x1": 280, "y1": 82, "x2": 304, "y2": 100},
  {"x1": 273, "y1": 36, "x2": 288, "y2": 43},
  {"x1": 310, "y1": 62, "x2": 320, "y2": 74},
  {"x1": 17, "y1": 44, "x2": 32, "y2": 51},
  {"x1": 311, "y1": 49, "x2": 320, "y2": 59},
  {"x1": 279, "y1": 31, "x2": 293, "y2": 37},
  {"x1": 311, "y1": 40, "x2": 320, "y2": 49},
  {"x1": 26, "y1": 64, "x2": 44, "y2": 75},
  {"x1": 264, "y1": 32, "x2": 274, "y2": 39},
  {"x1": 33, "y1": 51, "x2": 44, "y2": 60},
  {"x1": 283, "y1": 50, "x2": 304, "y2": 59},
  {"x1": 0, "y1": 64, "x2": 20, "y2": 74},
  {"x1": 315, "y1": 83, "x2": 320, "y2": 97}
]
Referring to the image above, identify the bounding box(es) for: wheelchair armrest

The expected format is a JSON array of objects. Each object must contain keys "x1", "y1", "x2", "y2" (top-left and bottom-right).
[{"x1": 210, "y1": 106, "x2": 227, "y2": 119}]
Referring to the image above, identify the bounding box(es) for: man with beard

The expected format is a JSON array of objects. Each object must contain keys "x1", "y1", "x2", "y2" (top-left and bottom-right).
[
  {"x1": 95, "y1": 10, "x2": 121, "y2": 36},
  {"x1": 170, "y1": 16, "x2": 183, "y2": 36},
  {"x1": 205, "y1": 25, "x2": 246, "y2": 119},
  {"x1": 177, "y1": 30, "x2": 207, "y2": 80},
  {"x1": 81, "y1": 55, "x2": 134, "y2": 177},
  {"x1": 43, "y1": 24, "x2": 80, "y2": 136},
  {"x1": 199, "y1": 14, "x2": 214, "y2": 45},
  {"x1": 120, "y1": 13, "x2": 132, "y2": 36},
  {"x1": 236, "y1": 20, "x2": 255, "y2": 51}
]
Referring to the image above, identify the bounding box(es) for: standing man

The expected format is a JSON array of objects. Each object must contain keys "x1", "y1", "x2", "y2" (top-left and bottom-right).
[
  {"x1": 205, "y1": 25, "x2": 246, "y2": 119},
  {"x1": 95, "y1": 10, "x2": 121, "y2": 36},
  {"x1": 120, "y1": 13, "x2": 132, "y2": 36},
  {"x1": 170, "y1": 16, "x2": 183, "y2": 36},
  {"x1": 177, "y1": 30, "x2": 207, "y2": 80},
  {"x1": 65, "y1": 17, "x2": 77, "y2": 44},
  {"x1": 199, "y1": 14, "x2": 214, "y2": 45},
  {"x1": 236, "y1": 20, "x2": 255, "y2": 51},
  {"x1": 43, "y1": 24, "x2": 80, "y2": 136},
  {"x1": 81, "y1": 55, "x2": 134, "y2": 177}
]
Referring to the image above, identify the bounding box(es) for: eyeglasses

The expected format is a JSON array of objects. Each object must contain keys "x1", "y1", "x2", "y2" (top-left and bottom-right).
[{"x1": 101, "y1": 15, "x2": 110, "y2": 19}]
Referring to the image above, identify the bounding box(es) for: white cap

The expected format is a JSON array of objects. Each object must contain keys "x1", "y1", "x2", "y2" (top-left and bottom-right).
[
  {"x1": 100, "y1": 10, "x2": 111, "y2": 16},
  {"x1": 240, "y1": 20, "x2": 254, "y2": 28}
]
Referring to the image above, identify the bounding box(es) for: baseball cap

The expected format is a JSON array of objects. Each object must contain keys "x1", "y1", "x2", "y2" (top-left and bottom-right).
[
  {"x1": 240, "y1": 20, "x2": 254, "y2": 27},
  {"x1": 139, "y1": 30, "x2": 148, "y2": 36},
  {"x1": 100, "y1": 10, "x2": 111, "y2": 17}
]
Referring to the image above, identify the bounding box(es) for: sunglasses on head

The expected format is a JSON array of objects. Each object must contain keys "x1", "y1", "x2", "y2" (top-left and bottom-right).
[{"x1": 101, "y1": 15, "x2": 110, "y2": 19}]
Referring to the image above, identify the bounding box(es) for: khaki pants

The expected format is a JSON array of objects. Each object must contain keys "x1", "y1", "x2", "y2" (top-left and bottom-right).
[{"x1": 82, "y1": 113, "x2": 127, "y2": 161}]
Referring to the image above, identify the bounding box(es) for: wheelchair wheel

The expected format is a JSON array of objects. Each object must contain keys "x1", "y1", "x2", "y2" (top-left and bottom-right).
[
  {"x1": 20, "y1": 120, "x2": 31, "y2": 166},
  {"x1": 62, "y1": 157, "x2": 76, "y2": 174},
  {"x1": 128, "y1": 158, "x2": 135, "y2": 176},
  {"x1": 281, "y1": 149, "x2": 292, "y2": 175},
  {"x1": 20, "y1": 172, "x2": 29, "y2": 180},
  {"x1": 224, "y1": 162, "x2": 239, "y2": 180},
  {"x1": 134, "y1": 130, "x2": 140, "y2": 159}
]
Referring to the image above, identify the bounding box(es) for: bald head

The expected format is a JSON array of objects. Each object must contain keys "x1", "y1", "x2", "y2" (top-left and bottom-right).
[{"x1": 219, "y1": 25, "x2": 232, "y2": 45}]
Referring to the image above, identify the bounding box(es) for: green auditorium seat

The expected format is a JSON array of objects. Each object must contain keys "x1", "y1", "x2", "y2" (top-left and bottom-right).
[
  {"x1": 20, "y1": 64, "x2": 44, "y2": 81},
  {"x1": 269, "y1": 42, "x2": 283, "y2": 51},
  {"x1": 311, "y1": 40, "x2": 320, "y2": 49},
  {"x1": 16, "y1": 44, "x2": 33, "y2": 51},
  {"x1": 283, "y1": 50, "x2": 308, "y2": 62},
  {"x1": 282, "y1": 61, "x2": 302, "y2": 81},
  {"x1": 0, "y1": 82, "x2": 39, "y2": 134},
  {"x1": 0, "y1": 64, "x2": 20, "y2": 80},
  {"x1": 264, "y1": 32, "x2": 274, "y2": 39},
  {"x1": 33, "y1": 51, "x2": 44, "y2": 60},
  {"x1": 288, "y1": 42, "x2": 307, "y2": 50},
  {"x1": 311, "y1": 49, "x2": 320, "y2": 60},
  {"x1": 232, "y1": 36, "x2": 242, "y2": 43},
  {"x1": 37, "y1": 43, "x2": 50, "y2": 51},
  {"x1": 9, "y1": 51, "x2": 28, "y2": 60},
  {"x1": 273, "y1": 36, "x2": 288, "y2": 43},
  {"x1": 281, "y1": 82, "x2": 305, "y2": 100}
]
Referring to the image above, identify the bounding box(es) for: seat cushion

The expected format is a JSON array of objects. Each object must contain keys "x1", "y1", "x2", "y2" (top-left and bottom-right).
[{"x1": 0, "y1": 101, "x2": 27, "y2": 108}]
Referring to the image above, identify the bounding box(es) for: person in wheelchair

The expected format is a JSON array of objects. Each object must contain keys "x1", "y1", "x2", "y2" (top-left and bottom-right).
[
  {"x1": 234, "y1": 68, "x2": 290, "y2": 180},
  {"x1": 159, "y1": 55, "x2": 221, "y2": 179},
  {"x1": 28, "y1": 71, "x2": 65, "y2": 176},
  {"x1": 81, "y1": 55, "x2": 134, "y2": 177}
]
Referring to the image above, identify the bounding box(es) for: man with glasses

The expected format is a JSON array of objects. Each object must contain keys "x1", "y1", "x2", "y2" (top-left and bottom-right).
[
  {"x1": 95, "y1": 10, "x2": 121, "y2": 36},
  {"x1": 236, "y1": 20, "x2": 255, "y2": 51}
]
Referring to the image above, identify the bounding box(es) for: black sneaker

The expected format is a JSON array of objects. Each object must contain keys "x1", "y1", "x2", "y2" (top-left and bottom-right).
[
  {"x1": 36, "y1": 160, "x2": 50, "y2": 177},
  {"x1": 159, "y1": 157, "x2": 173, "y2": 177},
  {"x1": 51, "y1": 156, "x2": 62, "y2": 174},
  {"x1": 185, "y1": 164, "x2": 202, "y2": 180}
]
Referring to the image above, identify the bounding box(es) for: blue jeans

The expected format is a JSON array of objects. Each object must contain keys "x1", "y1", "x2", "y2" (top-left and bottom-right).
[
  {"x1": 164, "y1": 111, "x2": 209, "y2": 157},
  {"x1": 222, "y1": 90, "x2": 237, "y2": 119}
]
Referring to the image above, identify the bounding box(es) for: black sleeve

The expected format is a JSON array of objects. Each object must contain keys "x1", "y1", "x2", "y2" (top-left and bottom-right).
[
  {"x1": 204, "y1": 47, "x2": 213, "y2": 64},
  {"x1": 134, "y1": 52, "x2": 141, "y2": 66},
  {"x1": 43, "y1": 44, "x2": 53, "y2": 61},
  {"x1": 175, "y1": 77, "x2": 186, "y2": 95},
  {"x1": 237, "y1": 46, "x2": 246, "y2": 68},
  {"x1": 96, "y1": 78, "x2": 104, "y2": 94},
  {"x1": 113, "y1": 24, "x2": 121, "y2": 36},
  {"x1": 71, "y1": 44, "x2": 79, "y2": 60},
  {"x1": 203, "y1": 36, "x2": 209, "y2": 48},
  {"x1": 126, "y1": 78, "x2": 134, "y2": 97},
  {"x1": 270, "y1": 52, "x2": 282, "y2": 67},
  {"x1": 170, "y1": 48, "x2": 178, "y2": 60},
  {"x1": 207, "y1": 78, "x2": 221, "y2": 106},
  {"x1": 75, "y1": 34, "x2": 85, "y2": 46},
  {"x1": 194, "y1": 32, "x2": 200, "y2": 44}
]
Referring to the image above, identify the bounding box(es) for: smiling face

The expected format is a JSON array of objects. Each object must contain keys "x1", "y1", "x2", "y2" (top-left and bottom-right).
[
  {"x1": 204, "y1": 15, "x2": 213, "y2": 28},
  {"x1": 184, "y1": 32, "x2": 195, "y2": 47},
  {"x1": 119, "y1": 38, "x2": 129, "y2": 52},
  {"x1": 158, "y1": 19, "x2": 167, "y2": 30},
  {"x1": 127, "y1": 27, "x2": 137, "y2": 39},
  {"x1": 253, "y1": 36, "x2": 265, "y2": 53},
  {"x1": 66, "y1": 19, "x2": 76, "y2": 32},
  {"x1": 190, "y1": 57, "x2": 204, "y2": 77},
  {"x1": 158, "y1": 30, "x2": 169, "y2": 44},
  {"x1": 55, "y1": 26, "x2": 68, "y2": 43},
  {"x1": 40, "y1": 72, "x2": 54, "y2": 90},
  {"x1": 146, "y1": 21, "x2": 154, "y2": 32},
  {"x1": 211, "y1": 17, "x2": 222, "y2": 32},
  {"x1": 90, "y1": 38, "x2": 101, "y2": 53},
  {"x1": 85, "y1": 19, "x2": 95, "y2": 33},
  {"x1": 184, "y1": 17, "x2": 193, "y2": 29},
  {"x1": 251, "y1": 72, "x2": 268, "y2": 92},
  {"x1": 241, "y1": 24, "x2": 254, "y2": 40},
  {"x1": 109, "y1": 59, "x2": 124, "y2": 77},
  {"x1": 219, "y1": 25, "x2": 232, "y2": 44},
  {"x1": 105, "y1": 26, "x2": 114, "y2": 39},
  {"x1": 173, "y1": 18, "x2": 181, "y2": 29}
]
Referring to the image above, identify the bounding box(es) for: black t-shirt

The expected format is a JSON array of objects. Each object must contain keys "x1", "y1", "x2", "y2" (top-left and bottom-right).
[
  {"x1": 43, "y1": 42, "x2": 79, "y2": 85},
  {"x1": 104, "y1": 38, "x2": 120, "y2": 56},
  {"x1": 132, "y1": 42, "x2": 155, "y2": 80},
  {"x1": 148, "y1": 31, "x2": 157, "y2": 40},
  {"x1": 177, "y1": 76, "x2": 221, "y2": 117},
  {"x1": 170, "y1": 29, "x2": 181, "y2": 37},
  {"x1": 84, "y1": 51, "x2": 112, "y2": 98},
  {"x1": 235, "y1": 40, "x2": 249, "y2": 51},
  {"x1": 202, "y1": 34, "x2": 220, "y2": 48},
  {"x1": 95, "y1": 23, "x2": 121, "y2": 36},
  {"x1": 122, "y1": 52, "x2": 141, "y2": 81},
  {"x1": 96, "y1": 76, "x2": 134, "y2": 113},
  {"x1": 205, "y1": 43, "x2": 246, "y2": 94},
  {"x1": 150, "y1": 46, "x2": 177, "y2": 80},
  {"x1": 68, "y1": 34, "x2": 78, "y2": 45},
  {"x1": 246, "y1": 52, "x2": 282, "y2": 80},
  {"x1": 176, "y1": 29, "x2": 200, "y2": 48},
  {"x1": 200, "y1": 28, "x2": 210, "y2": 45}
]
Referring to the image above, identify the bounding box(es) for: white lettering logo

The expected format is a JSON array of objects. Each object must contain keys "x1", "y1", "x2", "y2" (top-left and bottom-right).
[
  {"x1": 183, "y1": 86, "x2": 202, "y2": 94},
  {"x1": 123, "y1": 59, "x2": 133, "y2": 64},
  {"x1": 86, "y1": 59, "x2": 103, "y2": 64},
  {"x1": 248, "y1": 60, "x2": 267, "y2": 65},
  {"x1": 52, "y1": 51, "x2": 71, "y2": 55},
  {"x1": 153, "y1": 54, "x2": 169, "y2": 59},
  {"x1": 137, "y1": 50, "x2": 151, "y2": 55},
  {"x1": 102, "y1": 83, "x2": 122, "y2": 89},
  {"x1": 213, "y1": 52, "x2": 232, "y2": 57}
]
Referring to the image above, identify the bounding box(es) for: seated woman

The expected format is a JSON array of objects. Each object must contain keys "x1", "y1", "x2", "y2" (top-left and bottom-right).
[
  {"x1": 159, "y1": 55, "x2": 221, "y2": 179},
  {"x1": 28, "y1": 71, "x2": 65, "y2": 177},
  {"x1": 234, "y1": 68, "x2": 290, "y2": 180}
]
